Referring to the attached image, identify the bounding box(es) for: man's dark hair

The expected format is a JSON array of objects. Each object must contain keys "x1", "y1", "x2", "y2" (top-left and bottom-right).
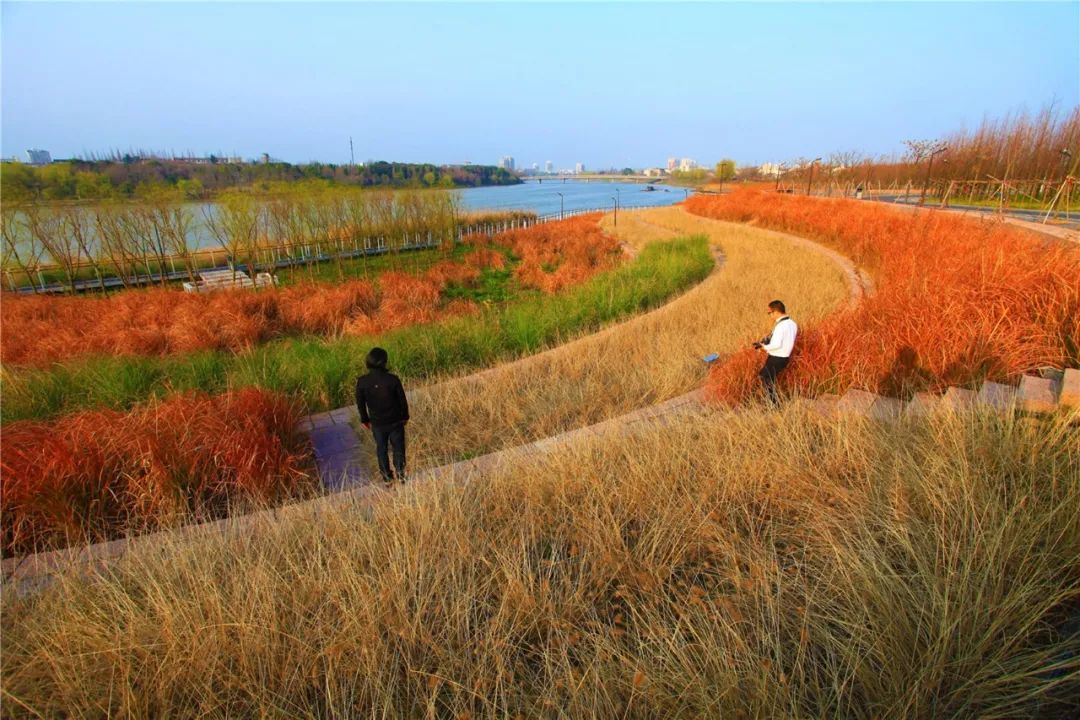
[
  {"x1": 366, "y1": 347, "x2": 389, "y2": 370},
  {"x1": 768, "y1": 300, "x2": 786, "y2": 314}
]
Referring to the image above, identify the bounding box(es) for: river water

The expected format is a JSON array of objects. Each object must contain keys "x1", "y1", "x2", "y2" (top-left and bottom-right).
[
  {"x1": 8, "y1": 181, "x2": 688, "y2": 256},
  {"x1": 459, "y1": 180, "x2": 687, "y2": 216}
]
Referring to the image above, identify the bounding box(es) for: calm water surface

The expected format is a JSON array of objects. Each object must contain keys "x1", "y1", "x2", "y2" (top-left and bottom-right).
[
  {"x1": 11, "y1": 181, "x2": 689, "y2": 254},
  {"x1": 459, "y1": 180, "x2": 687, "y2": 216}
]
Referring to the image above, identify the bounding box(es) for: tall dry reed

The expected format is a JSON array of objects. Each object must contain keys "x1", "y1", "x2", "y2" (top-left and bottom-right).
[{"x1": 3, "y1": 407, "x2": 1076, "y2": 717}]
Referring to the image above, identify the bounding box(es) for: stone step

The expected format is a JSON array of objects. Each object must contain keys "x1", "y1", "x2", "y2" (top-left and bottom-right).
[
  {"x1": 905, "y1": 391, "x2": 941, "y2": 417},
  {"x1": 1018, "y1": 375, "x2": 1062, "y2": 414},
  {"x1": 810, "y1": 393, "x2": 842, "y2": 418},
  {"x1": 941, "y1": 387, "x2": 978, "y2": 412},
  {"x1": 978, "y1": 381, "x2": 1019, "y2": 412},
  {"x1": 836, "y1": 389, "x2": 904, "y2": 421},
  {"x1": 1060, "y1": 368, "x2": 1080, "y2": 411}
]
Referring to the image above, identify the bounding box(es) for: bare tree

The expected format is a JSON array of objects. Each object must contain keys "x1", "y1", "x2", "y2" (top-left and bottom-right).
[
  {"x1": 204, "y1": 192, "x2": 261, "y2": 285},
  {"x1": 95, "y1": 204, "x2": 142, "y2": 289},
  {"x1": 24, "y1": 205, "x2": 83, "y2": 294},
  {"x1": 60, "y1": 206, "x2": 108, "y2": 293},
  {"x1": 154, "y1": 202, "x2": 196, "y2": 283},
  {"x1": 2, "y1": 205, "x2": 45, "y2": 292}
]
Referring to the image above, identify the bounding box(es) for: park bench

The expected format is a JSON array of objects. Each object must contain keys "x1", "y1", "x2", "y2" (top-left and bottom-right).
[{"x1": 182, "y1": 269, "x2": 277, "y2": 293}]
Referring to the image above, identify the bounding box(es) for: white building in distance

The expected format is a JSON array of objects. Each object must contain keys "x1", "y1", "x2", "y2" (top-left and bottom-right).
[
  {"x1": 679, "y1": 158, "x2": 697, "y2": 172},
  {"x1": 498, "y1": 155, "x2": 516, "y2": 171},
  {"x1": 545, "y1": 160, "x2": 553, "y2": 173},
  {"x1": 574, "y1": 162, "x2": 585, "y2": 174},
  {"x1": 666, "y1": 157, "x2": 678, "y2": 172},
  {"x1": 25, "y1": 149, "x2": 52, "y2": 165},
  {"x1": 759, "y1": 162, "x2": 782, "y2": 177}
]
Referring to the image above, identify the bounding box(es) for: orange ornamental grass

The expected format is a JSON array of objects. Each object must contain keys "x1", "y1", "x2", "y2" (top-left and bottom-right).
[
  {"x1": 470, "y1": 213, "x2": 622, "y2": 294},
  {"x1": 1, "y1": 254, "x2": 495, "y2": 367},
  {"x1": 0, "y1": 387, "x2": 313, "y2": 556},
  {"x1": 685, "y1": 190, "x2": 1080, "y2": 404},
  {"x1": 0, "y1": 217, "x2": 617, "y2": 368}
]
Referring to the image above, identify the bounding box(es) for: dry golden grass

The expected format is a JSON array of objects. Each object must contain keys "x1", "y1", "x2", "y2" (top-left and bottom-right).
[
  {"x1": 400, "y1": 206, "x2": 852, "y2": 468},
  {"x1": 4, "y1": 407, "x2": 1076, "y2": 717}
]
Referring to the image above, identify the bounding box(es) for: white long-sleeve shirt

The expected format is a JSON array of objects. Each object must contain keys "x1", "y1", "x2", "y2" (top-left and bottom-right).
[{"x1": 762, "y1": 315, "x2": 798, "y2": 358}]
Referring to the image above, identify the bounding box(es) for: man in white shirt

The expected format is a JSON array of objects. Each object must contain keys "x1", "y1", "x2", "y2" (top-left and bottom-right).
[{"x1": 752, "y1": 300, "x2": 798, "y2": 406}]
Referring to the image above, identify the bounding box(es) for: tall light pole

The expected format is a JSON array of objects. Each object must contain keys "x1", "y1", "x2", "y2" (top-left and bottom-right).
[
  {"x1": 775, "y1": 163, "x2": 785, "y2": 192},
  {"x1": 806, "y1": 158, "x2": 821, "y2": 196},
  {"x1": 615, "y1": 187, "x2": 621, "y2": 217},
  {"x1": 611, "y1": 196, "x2": 618, "y2": 227},
  {"x1": 556, "y1": 192, "x2": 564, "y2": 220},
  {"x1": 919, "y1": 145, "x2": 947, "y2": 206}
]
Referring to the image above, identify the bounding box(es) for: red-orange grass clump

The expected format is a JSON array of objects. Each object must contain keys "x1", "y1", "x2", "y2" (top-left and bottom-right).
[
  {"x1": 471, "y1": 213, "x2": 622, "y2": 294},
  {"x1": 685, "y1": 190, "x2": 1080, "y2": 405},
  {"x1": 0, "y1": 253, "x2": 503, "y2": 366},
  {"x1": 0, "y1": 387, "x2": 313, "y2": 557},
  {"x1": 0, "y1": 216, "x2": 616, "y2": 367}
]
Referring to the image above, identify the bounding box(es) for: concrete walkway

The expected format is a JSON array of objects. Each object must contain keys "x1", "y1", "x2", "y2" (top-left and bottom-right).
[{"x1": 298, "y1": 407, "x2": 368, "y2": 490}]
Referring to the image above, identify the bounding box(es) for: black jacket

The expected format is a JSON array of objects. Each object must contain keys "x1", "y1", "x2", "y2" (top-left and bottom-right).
[{"x1": 355, "y1": 370, "x2": 410, "y2": 427}]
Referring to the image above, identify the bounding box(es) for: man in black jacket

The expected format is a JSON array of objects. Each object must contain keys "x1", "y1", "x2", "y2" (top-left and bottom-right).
[{"x1": 355, "y1": 347, "x2": 410, "y2": 485}]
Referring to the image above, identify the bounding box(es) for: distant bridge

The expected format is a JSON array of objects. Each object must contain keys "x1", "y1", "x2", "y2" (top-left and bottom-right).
[{"x1": 519, "y1": 174, "x2": 665, "y2": 184}]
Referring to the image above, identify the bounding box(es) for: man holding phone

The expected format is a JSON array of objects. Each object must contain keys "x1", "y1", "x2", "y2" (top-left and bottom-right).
[{"x1": 753, "y1": 300, "x2": 798, "y2": 406}]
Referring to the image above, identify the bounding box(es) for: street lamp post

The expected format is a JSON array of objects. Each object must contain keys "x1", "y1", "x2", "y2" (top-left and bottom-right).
[
  {"x1": 806, "y1": 158, "x2": 822, "y2": 196},
  {"x1": 919, "y1": 145, "x2": 947, "y2": 206},
  {"x1": 775, "y1": 164, "x2": 784, "y2": 192},
  {"x1": 611, "y1": 196, "x2": 618, "y2": 227},
  {"x1": 556, "y1": 192, "x2": 564, "y2": 220}
]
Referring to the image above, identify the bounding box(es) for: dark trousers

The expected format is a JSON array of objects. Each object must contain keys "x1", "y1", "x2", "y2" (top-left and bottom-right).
[
  {"x1": 759, "y1": 355, "x2": 790, "y2": 406},
  {"x1": 371, "y1": 422, "x2": 406, "y2": 483}
]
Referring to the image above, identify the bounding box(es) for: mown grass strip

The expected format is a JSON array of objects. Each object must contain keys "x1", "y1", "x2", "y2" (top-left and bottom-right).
[{"x1": 2, "y1": 236, "x2": 713, "y2": 422}]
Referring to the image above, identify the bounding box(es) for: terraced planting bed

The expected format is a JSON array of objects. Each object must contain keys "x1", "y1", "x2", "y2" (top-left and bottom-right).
[
  {"x1": 3, "y1": 198, "x2": 1077, "y2": 718},
  {"x1": 1, "y1": 214, "x2": 715, "y2": 556}
]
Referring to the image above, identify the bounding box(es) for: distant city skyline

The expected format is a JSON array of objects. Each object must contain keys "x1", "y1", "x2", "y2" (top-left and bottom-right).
[{"x1": 2, "y1": 2, "x2": 1076, "y2": 169}]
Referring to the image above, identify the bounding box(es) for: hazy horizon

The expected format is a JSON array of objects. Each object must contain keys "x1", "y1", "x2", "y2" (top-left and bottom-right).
[{"x1": 3, "y1": 2, "x2": 1077, "y2": 169}]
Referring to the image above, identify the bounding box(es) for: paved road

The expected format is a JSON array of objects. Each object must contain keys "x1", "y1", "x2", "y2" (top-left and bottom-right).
[{"x1": 872, "y1": 194, "x2": 1080, "y2": 231}]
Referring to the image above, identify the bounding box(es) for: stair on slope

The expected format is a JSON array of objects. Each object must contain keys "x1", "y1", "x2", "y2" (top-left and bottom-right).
[{"x1": 828, "y1": 367, "x2": 1077, "y2": 423}]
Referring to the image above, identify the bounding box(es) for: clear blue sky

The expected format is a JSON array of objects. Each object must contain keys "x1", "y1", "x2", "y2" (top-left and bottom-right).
[{"x1": 3, "y1": 2, "x2": 1077, "y2": 169}]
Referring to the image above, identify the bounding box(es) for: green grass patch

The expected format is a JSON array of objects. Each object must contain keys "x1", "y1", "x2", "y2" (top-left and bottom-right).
[{"x1": 2, "y1": 236, "x2": 713, "y2": 423}]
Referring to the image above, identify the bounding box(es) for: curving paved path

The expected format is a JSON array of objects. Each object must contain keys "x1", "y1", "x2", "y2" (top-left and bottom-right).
[{"x1": 300, "y1": 231, "x2": 729, "y2": 492}]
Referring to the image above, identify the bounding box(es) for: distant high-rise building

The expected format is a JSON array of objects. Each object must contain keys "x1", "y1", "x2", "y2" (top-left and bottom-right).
[
  {"x1": 25, "y1": 149, "x2": 51, "y2": 166},
  {"x1": 545, "y1": 160, "x2": 553, "y2": 173},
  {"x1": 679, "y1": 158, "x2": 697, "y2": 172},
  {"x1": 666, "y1": 157, "x2": 678, "y2": 172},
  {"x1": 759, "y1": 162, "x2": 782, "y2": 177},
  {"x1": 498, "y1": 155, "x2": 516, "y2": 171},
  {"x1": 532, "y1": 163, "x2": 539, "y2": 172},
  {"x1": 575, "y1": 162, "x2": 585, "y2": 174}
]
